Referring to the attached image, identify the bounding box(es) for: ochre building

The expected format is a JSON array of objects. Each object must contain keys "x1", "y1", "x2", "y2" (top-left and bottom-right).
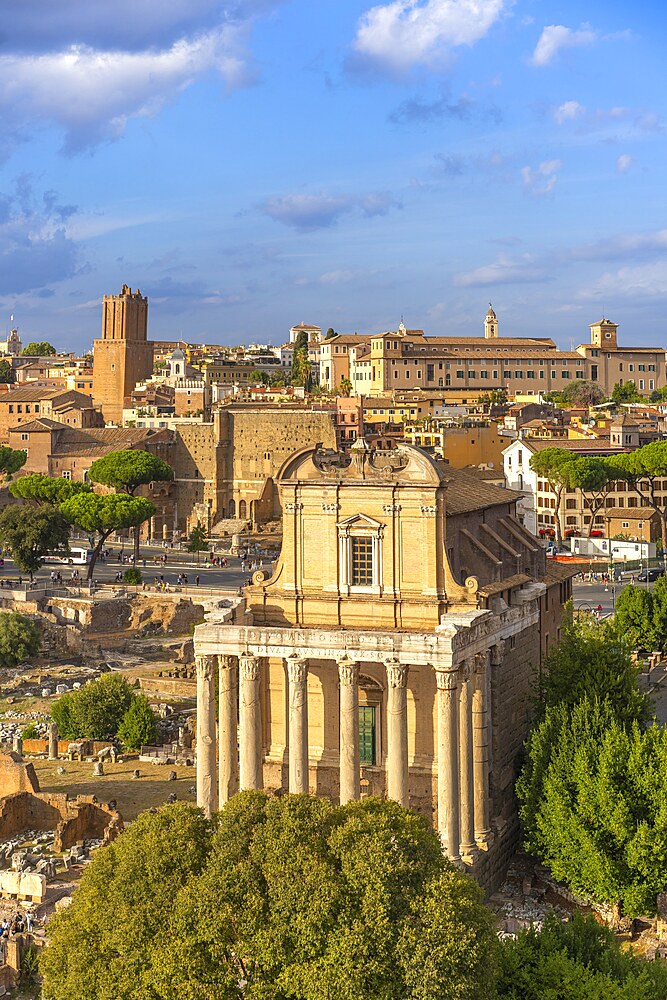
[
  {"x1": 92, "y1": 285, "x2": 154, "y2": 425},
  {"x1": 194, "y1": 440, "x2": 571, "y2": 888}
]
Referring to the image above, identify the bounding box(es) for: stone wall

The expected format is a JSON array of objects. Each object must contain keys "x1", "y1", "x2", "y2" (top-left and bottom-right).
[
  {"x1": 0, "y1": 792, "x2": 62, "y2": 839},
  {"x1": 0, "y1": 751, "x2": 39, "y2": 794}
]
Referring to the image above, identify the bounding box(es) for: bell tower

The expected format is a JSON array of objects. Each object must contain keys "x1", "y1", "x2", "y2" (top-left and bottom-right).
[
  {"x1": 590, "y1": 318, "x2": 618, "y2": 349},
  {"x1": 484, "y1": 304, "x2": 498, "y2": 339}
]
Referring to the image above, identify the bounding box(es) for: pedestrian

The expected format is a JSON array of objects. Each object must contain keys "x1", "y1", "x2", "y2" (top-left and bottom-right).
[{"x1": 195, "y1": 575, "x2": 200, "y2": 586}]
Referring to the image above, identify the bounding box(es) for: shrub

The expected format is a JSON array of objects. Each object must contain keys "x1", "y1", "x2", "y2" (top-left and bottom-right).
[
  {"x1": 123, "y1": 567, "x2": 142, "y2": 585},
  {"x1": 0, "y1": 611, "x2": 40, "y2": 667},
  {"x1": 51, "y1": 674, "x2": 137, "y2": 740},
  {"x1": 21, "y1": 723, "x2": 39, "y2": 740},
  {"x1": 117, "y1": 694, "x2": 158, "y2": 749}
]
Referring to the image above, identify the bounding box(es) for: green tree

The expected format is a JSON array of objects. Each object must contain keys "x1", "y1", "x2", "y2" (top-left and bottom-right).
[
  {"x1": 538, "y1": 606, "x2": 650, "y2": 725},
  {"x1": 0, "y1": 359, "x2": 14, "y2": 384},
  {"x1": 517, "y1": 698, "x2": 667, "y2": 916},
  {"x1": 88, "y1": 449, "x2": 173, "y2": 561},
  {"x1": 41, "y1": 795, "x2": 497, "y2": 1000},
  {"x1": 614, "y1": 585, "x2": 656, "y2": 655},
  {"x1": 51, "y1": 674, "x2": 136, "y2": 740},
  {"x1": 652, "y1": 574, "x2": 667, "y2": 649},
  {"x1": 564, "y1": 456, "x2": 611, "y2": 537},
  {"x1": 339, "y1": 375, "x2": 352, "y2": 396},
  {"x1": 497, "y1": 911, "x2": 667, "y2": 999},
  {"x1": 612, "y1": 381, "x2": 642, "y2": 403},
  {"x1": 650, "y1": 386, "x2": 667, "y2": 403},
  {"x1": 612, "y1": 442, "x2": 667, "y2": 554},
  {"x1": 0, "y1": 611, "x2": 40, "y2": 667},
  {"x1": 60, "y1": 493, "x2": 155, "y2": 581},
  {"x1": 248, "y1": 368, "x2": 270, "y2": 385},
  {"x1": 325, "y1": 327, "x2": 337, "y2": 339},
  {"x1": 123, "y1": 567, "x2": 142, "y2": 585},
  {"x1": 291, "y1": 330, "x2": 312, "y2": 390},
  {"x1": 23, "y1": 341, "x2": 57, "y2": 356},
  {"x1": 187, "y1": 522, "x2": 208, "y2": 565},
  {"x1": 0, "y1": 445, "x2": 26, "y2": 480},
  {"x1": 10, "y1": 473, "x2": 91, "y2": 506},
  {"x1": 0, "y1": 505, "x2": 70, "y2": 577},
  {"x1": 529, "y1": 447, "x2": 576, "y2": 546},
  {"x1": 40, "y1": 803, "x2": 212, "y2": 1000},
  {"x1": 117, "y1": 693, "x2": 157, "y2": 749},
  {"x1": 558, "y1": 379, "x2": 607, "y2": 407}
]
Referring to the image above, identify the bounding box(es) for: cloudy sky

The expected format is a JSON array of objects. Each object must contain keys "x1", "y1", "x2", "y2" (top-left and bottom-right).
[{"x1": 0, "y1": 0, "x2": 665, "y2": 352}]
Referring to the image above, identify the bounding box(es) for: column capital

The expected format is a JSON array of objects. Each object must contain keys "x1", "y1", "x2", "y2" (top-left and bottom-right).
[
  {"x1": 219, "y1": 654, "x2": 237, "y2": 670},
  {"x1": 338, "y1": 657, "x2": 359, "y2": 686},
  {"x1": 490, "y1": 640, "x2": 505, "y2": 667},
  {"x1": 196, "y1": 654, "x2": 217, "y2": 678},
  {"x1": 435, "y1": 668, "x2": 458, "y2": 692},
  {"x1": 385, "y1": 660, "x2": 408, "y2": 688},
  {"x1": 240, "y1": 654, "x2": 261, "y2": 681},
  {"x1": 286, "y1": 654, "x2": 308, "y2": 684},
  {"x1": 458, "y1": 659, "x2": 473, "y2": 682},
  {"x1": 474, "y1": 651, "x2": 488, "y2": 674}
]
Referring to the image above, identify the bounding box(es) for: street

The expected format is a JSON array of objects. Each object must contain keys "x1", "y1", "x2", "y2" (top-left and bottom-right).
[
  {"x1": 572, "y1": 574, "x2": 656, "y2": 617},
  {"x1": 0, "y1": 541, "x2": 271, "y2": 593}
]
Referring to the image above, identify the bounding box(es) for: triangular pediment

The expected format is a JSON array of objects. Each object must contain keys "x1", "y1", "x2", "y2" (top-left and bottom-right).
[{"x1": 337, "y1": 513, "x2": 383, "y2": 530}]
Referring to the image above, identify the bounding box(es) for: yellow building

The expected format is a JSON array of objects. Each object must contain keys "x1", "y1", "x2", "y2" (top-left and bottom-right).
[{"x1": 194, "y1": 440, "x2": 571, "y2": 889}]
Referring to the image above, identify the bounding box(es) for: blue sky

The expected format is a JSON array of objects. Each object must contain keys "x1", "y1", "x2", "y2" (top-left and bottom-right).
[{"x1": 0, "y1": 0, "x2": 665, "y2": 353}]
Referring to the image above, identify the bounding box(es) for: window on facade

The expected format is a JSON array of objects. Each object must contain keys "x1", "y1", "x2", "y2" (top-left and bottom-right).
[
  {"x1": 351, "y1": 536, "x2": 373, "y2": 586},
  {"x1": 20, "y1": 433, "x2": 28, "y2": 441},
  {"x1": 561, "y1": 371, "x2": 570, "y2": 379},
  {"x1": 456, "y1": 370, "x2": 464, "y2": 379},
  {"x1": 62, "y1": 471, "x2": 72, "y2": 480},
  {"x1": 503, "y1": 370, "x2": 511, "y2": 378},
  {"x1": 359, "y1": 706, "x2": 376, "y2": 765}
]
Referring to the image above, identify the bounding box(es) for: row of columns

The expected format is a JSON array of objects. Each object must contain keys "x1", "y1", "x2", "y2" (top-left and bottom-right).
[{"x1": 196, "y1": 645, "x2": 499, "y2": 864}]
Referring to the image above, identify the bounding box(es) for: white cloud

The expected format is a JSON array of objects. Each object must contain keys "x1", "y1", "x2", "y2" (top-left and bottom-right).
[
  {"x1": 453, "y1": 255, "x2": 548, "y2": 287},
  {"x1": 554, "y1": 100, "x2": 585, "y2": 124},
  {"x1": 530, "y1": 24, "x2": 598, "y2": 66},
  {"x1": 261, "y1": 190, "x2": 400, "y2": 231},
  {"x1": 520, "y1": 159, "x2": 561, "y2": 195},
  {"x1": 577, "y1": 261, "x2": 667, "y2": 301},
  {"x1": 351, "y1": 0, "x2": 510, "y2": 73},
  {"x1": 0, "y1": 4, "x2": 279, "y2": 153},
  {"x1": 617, "y1": 154, "x2": 633, "y2": 174}
]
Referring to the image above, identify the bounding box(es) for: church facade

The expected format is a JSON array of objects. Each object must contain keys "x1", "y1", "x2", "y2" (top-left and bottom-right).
[{"x1": 193, "y1": 439, "x2": 570, "y2": 885}]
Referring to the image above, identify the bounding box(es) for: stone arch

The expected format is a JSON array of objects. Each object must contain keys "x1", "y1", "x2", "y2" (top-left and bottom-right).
[
  {"x1": 228, "y1": 498, "x2": 236, "y2": 518},
  {"x1": 239, "y1": 499, "x2": 247, "y2": 519}
]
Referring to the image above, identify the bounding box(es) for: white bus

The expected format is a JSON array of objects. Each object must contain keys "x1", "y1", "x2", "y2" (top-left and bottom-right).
[{"x1": 43, "y1": 547, "x2": 92, "y2": 566}]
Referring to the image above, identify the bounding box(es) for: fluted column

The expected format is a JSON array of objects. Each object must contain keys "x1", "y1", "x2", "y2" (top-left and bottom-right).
[
  {"x1": 385, "y1": 659, "x2": 409, "y2": 807},
  {"x1": 218, "y1": 655, "x2": 239, "y2": 805},
  {"x1": 287, "y1": 654, "x2": 309, "y2": 794},
  {"x1": 196, "y1": 654, "x2": 218, "y2": 818},
  {"x1": 435, "y1": 668, "x2": 460, "y2": 863},
  {"x1": 473, "y1": 651, "x2": 493, "y2": 848},
  {"x1": 338, "y1": 656, "x2": 360, "y2": 805},
  {"x1": 458, "y1": 660, "x2": 477, "y2": 862},
  {"x1": 239, "y1": 654, "x2": 263, "y2": 791}
]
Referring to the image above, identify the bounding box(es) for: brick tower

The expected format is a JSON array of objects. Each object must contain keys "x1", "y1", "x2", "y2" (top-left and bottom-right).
[{"x1": 92, "y1": 285, "x2": 153, "y2": 425}]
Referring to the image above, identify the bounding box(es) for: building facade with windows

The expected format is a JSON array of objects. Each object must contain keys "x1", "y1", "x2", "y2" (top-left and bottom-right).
[
  {"x1": 193, "y1": 440, "x2": 571, "y2": 889},
  {"x1": 326, "y1": 313, "x2": 666, "y2": 400}
]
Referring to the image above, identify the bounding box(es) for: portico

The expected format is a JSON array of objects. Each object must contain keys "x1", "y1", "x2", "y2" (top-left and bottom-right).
[{"x1": 193, "y1": 440, "x2": 569, "y2": 887}]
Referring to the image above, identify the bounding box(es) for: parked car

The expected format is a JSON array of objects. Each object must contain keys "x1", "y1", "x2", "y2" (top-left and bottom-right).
[{"x1": 637, "y1": 568, "x2": 664, "y2": 582}]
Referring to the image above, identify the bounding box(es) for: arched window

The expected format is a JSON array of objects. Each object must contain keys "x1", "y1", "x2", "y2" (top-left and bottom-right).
[
  {"x1": 239, "y1": 499, "x2": 247, "y2": 518},
  {"x1": 228, "y1": 499, "x2": 236, "y2": 518}
]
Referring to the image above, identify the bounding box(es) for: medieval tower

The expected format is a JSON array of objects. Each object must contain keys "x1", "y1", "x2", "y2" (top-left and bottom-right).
[{"x1": 92, "y1": 285, "x2": 154, "y2": 425}]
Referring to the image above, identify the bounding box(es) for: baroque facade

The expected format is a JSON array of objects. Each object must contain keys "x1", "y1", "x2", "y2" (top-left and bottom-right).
[{"x1": 194, "y1": 440, "x2": 571, "y2": 886}]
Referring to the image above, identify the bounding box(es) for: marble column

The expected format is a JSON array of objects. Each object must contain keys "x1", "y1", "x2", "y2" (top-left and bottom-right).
[
  {"x1": 385, "y1": 659, "x2": 409, "y2": 807},
  {"x1": 458, "y1": 660, "x2": 477, "y2": 862},
  {"x1": 473, "y1": 651, "x2": 493, "y2": 848},
  {"x1": 287, "y1": 654, "x2": 309, "y2": 794},
  {"x1": 218, "y1": 655, "x2": 239, "y2": 806},
  {"x1": 338, "y1": 656, "x2": 360, "y2": 805},
  {"x1": 196, "y1": 654, "x2": 218, "y2": 818},
  {"x1": 435, "y1": 668, "x2": 460, "y2": 863},
  {"x1": 239, "y1": 654, "x2": 263, "y2": 791},
  {"x1": 48, "y1": 722, "x2": 59, "y2": 760}
]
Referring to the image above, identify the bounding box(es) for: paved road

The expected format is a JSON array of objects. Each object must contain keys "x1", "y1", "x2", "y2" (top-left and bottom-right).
[
  {"x1": 572, "y1": 576, "x2": 657, "y2": 617},
  {"x1": 0, "y1": 542, "x2": 272, "y2": 593}
]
